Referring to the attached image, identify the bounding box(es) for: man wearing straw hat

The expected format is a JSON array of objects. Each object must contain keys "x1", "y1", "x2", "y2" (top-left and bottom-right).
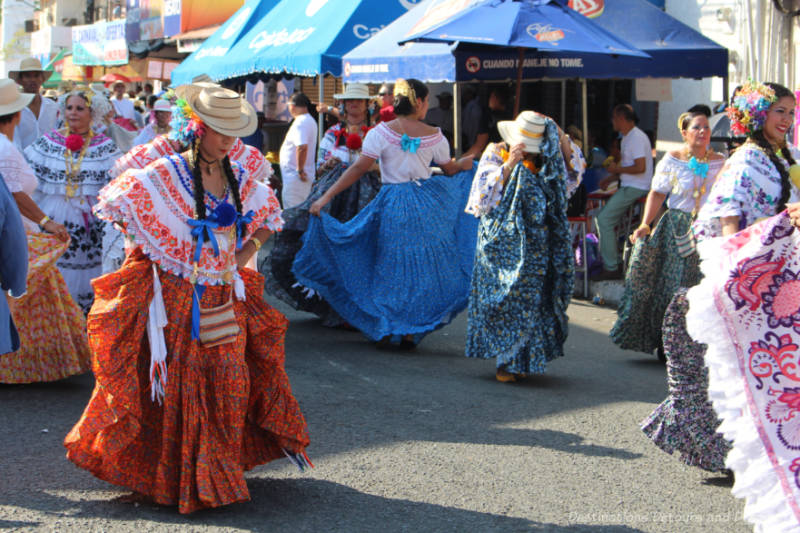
[
  {"x1": 9, "y1": 57, "x2": 60, "y2": 142},
  {"x1": 132, "y1": 98, "x2": 172, "y2": 147}
]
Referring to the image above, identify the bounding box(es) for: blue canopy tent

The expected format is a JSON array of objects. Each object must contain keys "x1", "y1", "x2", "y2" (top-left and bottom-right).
[
  {"x1": 211, "y1": 0, "x2": 412, "y2": 80},
  {"x1": 170, "y1": 0, "x2": 281, "y2": 86},
  {"x1": 342, "y1": 0, "x2": 728, "y2": 152},
  {"x1": 201, "y1": 0, "x2": 414, "y2": 146},
  {"x1": 342, "y1": 0, "x2": 727, "y2": 82},
  {"x1": 401, "y1": 0, "x2": 650, "y2": 115}
]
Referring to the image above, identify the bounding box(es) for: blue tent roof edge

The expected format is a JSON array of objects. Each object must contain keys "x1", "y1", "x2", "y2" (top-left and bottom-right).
[{"x1": 342, "y1": 0, "x2": 728, "y2": 83}]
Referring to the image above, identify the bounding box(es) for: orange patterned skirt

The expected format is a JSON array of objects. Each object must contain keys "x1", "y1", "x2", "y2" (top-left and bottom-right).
[
  {"x1": 64, "y1": 249, "x2": 310, "y2": 514},
  {"x1": 1, "y1": 232, "x2": 91, "y2": 383}
]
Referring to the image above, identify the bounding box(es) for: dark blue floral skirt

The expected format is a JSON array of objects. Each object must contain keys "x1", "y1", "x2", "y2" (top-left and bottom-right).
[
  {"x1": 465, "y1": 164, "x2": 573, "y2": 374},
  {"x1": 292, "y1": 169, "x2": 478, "y2": 342},
  {"x1": 610, "y1": 209, "x2": 701, "y2": 354},
  {"x1": 261, "y1": 165, "x2": 381, "y2": 327}
]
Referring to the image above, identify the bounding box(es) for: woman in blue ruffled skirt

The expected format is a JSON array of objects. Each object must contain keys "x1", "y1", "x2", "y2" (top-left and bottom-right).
[{"x1": 297, "y1": 78, "x2": 475, "y2": 348}]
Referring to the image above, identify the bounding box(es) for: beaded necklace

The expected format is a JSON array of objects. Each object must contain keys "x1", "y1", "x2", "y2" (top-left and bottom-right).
[
  {"x1": 685, "y1": 148, "x2": 710, "y2": 219},
  {"x1": 64, "y1": 128, "x2": 95, "y2": 198}
]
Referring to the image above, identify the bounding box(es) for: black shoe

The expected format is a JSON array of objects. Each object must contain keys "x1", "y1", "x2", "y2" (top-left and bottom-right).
[{"x1": 590, "y1": 267, "x2": 622, "y2": 281}]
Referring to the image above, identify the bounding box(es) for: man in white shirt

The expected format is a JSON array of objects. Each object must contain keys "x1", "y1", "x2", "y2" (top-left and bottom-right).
[
  {"x1": 9, "y1": 57, "x2": 59, "y2": 147},
  {"x1": 279, "y1": 92, "x2": 317, "y2": 208},
  {"x1": 110, "y1": 81, "x2": 137, "y2": 124},
  {"x1": 593, "y1": 104, "x2": 653, "y2": 280}
]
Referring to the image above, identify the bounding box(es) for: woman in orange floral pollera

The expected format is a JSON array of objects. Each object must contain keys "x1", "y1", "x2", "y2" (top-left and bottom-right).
[{"x1": 64, "y1": 84, "x2": 311, "y2": 514}]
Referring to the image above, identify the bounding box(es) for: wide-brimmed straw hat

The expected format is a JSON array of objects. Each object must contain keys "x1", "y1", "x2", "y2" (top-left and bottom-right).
[
  {"x1": 334, "y1": 83, "x2": 370, "y2": 100},
  {"x1": 176, "y1": 84, "x2": 256, "y2": 138},
  {"x1": 497, "y1": 111, "x2": 547, "y2": 154},
  {"x1": 0, "y1": 79, "x2": 34, "y2": 116},
  {"x1": 9, "y1": 57, "x2": 53, "y2": 83}
]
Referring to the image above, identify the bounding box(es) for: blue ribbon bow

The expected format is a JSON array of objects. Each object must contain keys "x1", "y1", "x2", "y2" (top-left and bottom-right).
[
  {"x1": 187, "y1": 217, "x2": 221, "y2": 263},
  {"x1": 688, "y1": 156, "x2": 709, "y2": 179},
  {"x1": 235, "y1": 210, "x2": 255, "y2": 250},
  {"x1": 400, "y1": 133, "x2": 421, "y2": 153}
]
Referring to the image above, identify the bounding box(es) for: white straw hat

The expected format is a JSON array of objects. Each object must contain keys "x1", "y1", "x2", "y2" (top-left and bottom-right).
[
  {"x1": 152, "y1": 99, "x2": 172, "y2": 112},
  {"x1": 497, "y1": 111, "x2": 547, "y2": 154},
  {"x1": 0, "y1": 78, "x2": 34, "y2": 116},
  {"x1": 9, "y1": 57, "x2": 53, "y2": 83},
  {"x1": 334, "y1": 83, "x2": 370, "y2": 100},
  {"x1": 176, "y1": 84, "x2": 256, "y2": 138}
]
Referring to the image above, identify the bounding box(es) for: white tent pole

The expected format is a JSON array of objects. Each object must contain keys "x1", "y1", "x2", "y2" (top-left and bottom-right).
[
  {"x1": 581, "y1": 78, "x2": 588, "y2": 154},
  {"x1": 453, "y1": 81, "x2": 461, "y2": 156}
]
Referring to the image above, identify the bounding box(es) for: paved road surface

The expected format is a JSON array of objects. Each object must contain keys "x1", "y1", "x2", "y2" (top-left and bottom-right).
[{"x1": 0, "y1": 296, "x2": 749, "y2": 532}]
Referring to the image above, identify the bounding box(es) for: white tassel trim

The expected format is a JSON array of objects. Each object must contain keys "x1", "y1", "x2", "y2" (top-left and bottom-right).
[
  {"x1": 234, "y1": 270, "x2": 246, "y2": 301},
  {"x1": 146, "y1": 264, "x2": 168, "y2": 405},
  {"x1": 291, "y1": 281, "x2": 317, "y2": 299}
]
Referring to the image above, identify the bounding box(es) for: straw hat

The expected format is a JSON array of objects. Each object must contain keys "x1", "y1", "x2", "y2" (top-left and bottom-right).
[
  {"x1": 0, "y1": 79, "x2": 34, "y2": 116},
  {"x1": 43, "y1": 89, "x2": 59, "y2": 99},
  {"x1": 176, "y1": 84, "x2": 256, "y2": 137},
  {"x1": 192, "y1": 74, "x2": 214, "y2": 83},
  {"x1": 334, "y1": 83, "x2": 370, "y2": 100},
  {"x1": 152, "y1": 99, "x2": 172, "y2": 112},
  {"x1": 497, "y1": 111, "x2": 547, "y2": 154},
  {"x1": 9, "y1": 57, "x2": 52, "y2": 82}
]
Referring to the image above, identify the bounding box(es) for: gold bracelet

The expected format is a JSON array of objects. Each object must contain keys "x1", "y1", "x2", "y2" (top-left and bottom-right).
[
  {"x1": 39, "y1": 215, "x2": 50, "y2": 228},
  {"x1": 250, "y1": 237, "x2": 263, "y2": 251}
]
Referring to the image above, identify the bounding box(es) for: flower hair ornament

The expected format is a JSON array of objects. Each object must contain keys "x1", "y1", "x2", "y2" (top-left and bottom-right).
[
  {"x1": 727, "y1": 80, "x2": 778, "y2": 137},
  {"x1": 168, "y1": 97, "x2": 207, "y2": 144},
  {"x1": 394, "y1": 79, "x2": 417, "y2": 108}
]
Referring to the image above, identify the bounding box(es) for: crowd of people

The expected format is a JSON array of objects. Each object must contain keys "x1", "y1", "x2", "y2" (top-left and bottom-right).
[{"x1": 0, "y1": 55, "x2": 798, "y2": 530}]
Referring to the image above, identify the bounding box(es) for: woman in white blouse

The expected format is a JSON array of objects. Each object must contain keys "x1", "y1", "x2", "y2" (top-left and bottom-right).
[
  {"x1": 0, "y1": 78, "x2": 90, "y2": 383},
  {"x1": 297, "y1": 78, "x2": 474, "y2": 349}
]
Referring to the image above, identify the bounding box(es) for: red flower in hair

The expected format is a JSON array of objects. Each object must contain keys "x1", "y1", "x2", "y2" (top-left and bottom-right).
[
  {"x1": 65, "y1": 134, "x2": 84, "y2": 152},
  {"x1": 346, "y1": 133, "x2": 362, "y2": 151}
]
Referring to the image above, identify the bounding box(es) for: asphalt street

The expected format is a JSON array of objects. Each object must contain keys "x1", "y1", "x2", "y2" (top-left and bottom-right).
[{"x1": 0, "y1": 294, "x2": 749, "y2": 533}]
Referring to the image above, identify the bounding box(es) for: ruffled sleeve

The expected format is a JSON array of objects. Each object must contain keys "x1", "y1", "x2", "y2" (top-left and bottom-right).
[
  {"x1": 564, "y1": 137, "x2": 586, "y2": 198},
  {"x1": 650, "y1": 154, "x2": 679, "y2": 195},
  {"x1": 239, "y1": 164, "x2": 284, "y2": 234},
  {"x1": 317, "y1": 126, "x2": 338, "y2": 168},
  {"x1": 701, "y1": 145, "x2": 772, "y2": 221},
  {"x1": 0, "y1": 140, "x2": 37, "y2": 195},
  {"x1": 361, "y1": 126, "x2": 384, "y2": 160},
  {"x1": 465, "y1": 143, "x2": 506, "y2": 217},
  {"x1": 431, "y1": 133, "x2": 451, "y2": 166}
]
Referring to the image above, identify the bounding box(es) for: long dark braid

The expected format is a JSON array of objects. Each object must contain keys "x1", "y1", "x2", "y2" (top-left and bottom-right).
[
  {"x1": 221, "y1": 154, "x2": 245, "y2": 237},
  {"x1": 752, "y1": 82, "x2": 797, "y2": 212},
  {"x1": 191, "y1": 138, "x2": 206, "y2": 220}
]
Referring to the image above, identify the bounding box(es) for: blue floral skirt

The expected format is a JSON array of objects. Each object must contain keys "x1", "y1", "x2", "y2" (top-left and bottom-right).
[
  {"x1": 262, "y1": 165, "x2": 381, "y2": 327},
  {"x1": 465, "y1": 164, "x2": 573, "y2": 374},
  {"x1": 292, "y1": 169, "x2": 478, "y2": 342},
  {"x1": 610, "y1": 209, "x2": 701, "y2": 354}
]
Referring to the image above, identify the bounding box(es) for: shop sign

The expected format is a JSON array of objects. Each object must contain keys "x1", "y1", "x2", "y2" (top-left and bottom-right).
[{"x1": 72, "y1": 20, "x2": 129, "y2": 66}]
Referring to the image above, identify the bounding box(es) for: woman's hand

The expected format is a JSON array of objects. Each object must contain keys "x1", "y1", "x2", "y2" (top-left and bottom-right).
[
  {"x1": 309, "y1": 195, "x2": 330, "y2": 217},
  {"x1": 44, "y1": 220, "x2": 69, "y2": 242},
  {"x1": 503, "y1": 143, "x2": 525, "y2": 172},
  {"x1": 629, "y1": 225, "x2": 650, "y2": 244}
]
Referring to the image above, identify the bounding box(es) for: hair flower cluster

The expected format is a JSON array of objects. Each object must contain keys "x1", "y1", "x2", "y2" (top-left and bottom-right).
[
  {"x1": 727, "y1": 80, "x2": 777, "y2": 137},
  {"x1": 168, "y1": 97, "x2": 207, "y2": 144}
]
